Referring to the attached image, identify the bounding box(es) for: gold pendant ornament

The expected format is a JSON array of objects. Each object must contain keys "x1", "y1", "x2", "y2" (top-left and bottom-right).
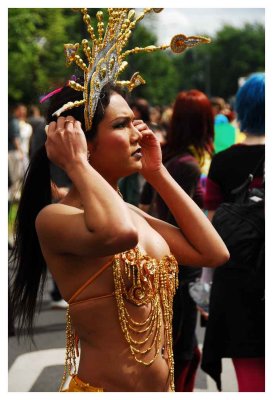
[
  {"x1": 170, "y1": 34, "x2": 211, "y2": 53},
  {"x1": 112, "y1": 246, "x2": 179, "y2": 391},
  {"x1": 52, "y1": 8, "x2": 211, "y2": 130}
]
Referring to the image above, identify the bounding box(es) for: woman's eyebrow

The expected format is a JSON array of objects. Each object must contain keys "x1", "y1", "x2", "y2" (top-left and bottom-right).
[{"x1": 111, "y1": 115, "x2": 134, "y2": 123}]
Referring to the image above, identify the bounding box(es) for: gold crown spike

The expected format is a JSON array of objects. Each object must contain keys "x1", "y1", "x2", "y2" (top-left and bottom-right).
[
  {"x1": 116, "y1": 72, "x2": 146, "y2": 92},
  {"x1": 82, "y1": 39, "x2": 92, "y2": 64},
  {"x1": 52, "y1": 100, "x2": 85, "y2": 117},
  {"x1": 53, "y1": 8, "x2": 211, "y2": 130},
  {"x1": 80, "y1": 8, "x2": 97, "y2": 43},
  {"x1": 68, "y1": 81, "x2": 85, "y2": 92}
]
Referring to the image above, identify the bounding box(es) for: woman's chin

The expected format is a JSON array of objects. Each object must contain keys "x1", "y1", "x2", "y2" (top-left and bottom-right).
[
  {"x1": 121, "y1": 160, "x2": 142, "y2": 176},
  {"x1": 132, "y1": 159, "x2": 143, "y2": 171}
]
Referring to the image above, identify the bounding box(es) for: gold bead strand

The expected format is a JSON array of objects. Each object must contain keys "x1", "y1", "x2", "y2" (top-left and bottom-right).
[
  {"x1": 131, "y1": 8, "x2": 152, "y2": 28},
  {"x1": 68, "y1": 80, "x2": 85, "y2": 92},
  {"x1": 81, "y1": 39, "x2": 93, "y2": 65},
  {"x1": 59, "y1": 307, "x2": 77, "y2": 392},
  {"x1": 81, "y1": 9, "x2": 97, "y2": 45},
  {"x1": 104, "y1": 10, "x2": 114, "y2": 44},
  {"x1": 52, "y1": 99, "x2": 86, "y2": 118},
  {"x1": 112, "y1": 253, "x2": 164, "y2": 366},
  {"x1": 74, "y1": 54, "x2": 88, "y2": 72},
  {"x1": 160, "y1": 262, "x2": 176, "y2": 392},
  {"x1": 96, "y1": 11, "x2": 105, "y2": 48}
]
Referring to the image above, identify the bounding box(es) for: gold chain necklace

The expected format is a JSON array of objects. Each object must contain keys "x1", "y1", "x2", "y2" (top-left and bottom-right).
[
  {"x1": 59, "y1": 308, "x2": 77, "y2": 391},
  {"x1": 112, "y1": 246, "x2": 178, "y2": 391},
  {"x1": 59, "y1": 247, "x2": 178, "y2": 392}
]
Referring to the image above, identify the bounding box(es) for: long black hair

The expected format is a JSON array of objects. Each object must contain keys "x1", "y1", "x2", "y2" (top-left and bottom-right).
[{"x1": 9, "y1": 81, "x2": 124, "y2": 338}]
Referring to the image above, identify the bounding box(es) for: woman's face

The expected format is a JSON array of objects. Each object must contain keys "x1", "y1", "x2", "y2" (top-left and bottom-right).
[{"x1": 88, "y1": 93, "x2": 143, "y2": 180}]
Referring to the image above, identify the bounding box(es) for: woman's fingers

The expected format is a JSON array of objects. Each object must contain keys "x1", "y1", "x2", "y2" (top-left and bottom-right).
[
  {"x1": 74, "y1": 120, "x2": 83, "y2": 132},
  {"x1": 63, "y1": 116, "x2": 76, "y2": 129},
  {"x1": 47, "y1": 121, "x2": 56, "y2": 135},
  {"x1": 45, "y1": 116, "x2": 87, "y2": 170},
  {"x1": 133, "y1": 119, "x2": 148, "y2": 131},
  {"x1": 133, "y1": 119, "x2": 143, "y2": 125},
  {"x1": 47, "y1": 116, "x2": 77, "y2": 137},
  {"x1": 56, "y1": 116, "x2": 66, "y2": 130},
  {"x1": 141, "y1": 129, "x2": 154, "y2": 136},
  {"x1": 133, "y1": 120, "x2": 156, "y2": 137},
  {"x1": 140, "y1": 130, "x2": 158, "y2": 143}
]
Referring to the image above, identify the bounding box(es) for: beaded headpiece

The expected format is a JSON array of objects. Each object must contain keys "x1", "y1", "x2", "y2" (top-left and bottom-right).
[{"x1": 53, "y1": 8, "x2": 211, "y2": 130}]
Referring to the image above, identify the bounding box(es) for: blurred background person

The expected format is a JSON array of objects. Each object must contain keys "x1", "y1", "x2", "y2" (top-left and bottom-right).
[
  {"x1": 158, "y1": 89, "x2": 214, "y2": 392},
  {"x1": 150, "y1": 105, "x2": 162, "y2": 125},
  {"x1": 28, "y1": 104, "x2": 47, "y2": 157},
  {"x1": 210, "y1": 97, "x2": 229, "y2": 125},
  {"x1": 160, "y1": 104, "x2": 173, "y2": 133},
  {"x1": 8, "y1": 105, "x2": 24, "y2": 203},
  {"x1": 27, "y1": 99, "x2": 71, "y2": 309},
  {"x1": 201, "y1": 73, "x2": 265, "y2": 392},
  {"x1": 147, "y1": 89, "x2": 214, "y2": 391},
  {"x1": 210, "y1": 96, "x2": 236, "y2": 154},
  {"x1": 8, "y1": 105, "x2": 25, "y2": 334},
  {"x1": 130, "y1": 97, "x2": 151, "y2": 125},
  {"x1": 14, "y1": 103, "x2": 32, "y2": 166},
  {"x1": 8, "y1": 104, "x2": 25, "y2": 241}
]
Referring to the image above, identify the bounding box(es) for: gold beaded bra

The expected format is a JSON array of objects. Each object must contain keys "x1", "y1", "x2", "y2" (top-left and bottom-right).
[{"x1": 60, "y1": 246, "x2": 179, "y2": 392}]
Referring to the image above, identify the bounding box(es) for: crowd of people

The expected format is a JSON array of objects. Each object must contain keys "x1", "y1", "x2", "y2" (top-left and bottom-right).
[
  {"x1": 8, "y1": 103, "x2": 70, "y2": 309},
  {"x1": 8, "y1": 71, "x2": 265, "y2": 392},
  {"x1": 6, "y1": 10, "x2": 265, "y2": 393}
]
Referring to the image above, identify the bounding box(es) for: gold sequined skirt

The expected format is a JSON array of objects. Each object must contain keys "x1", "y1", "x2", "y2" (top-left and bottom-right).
[{"x1": 61, "y1": 374, "x2": 104, "y2": 392}]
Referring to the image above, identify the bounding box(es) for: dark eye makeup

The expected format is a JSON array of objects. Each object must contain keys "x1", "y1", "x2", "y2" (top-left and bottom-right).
[
  {"x1": 113, "y1": 120, "x2": 127, "y2": 129},
  {"x1": 112, "y1": 116, "x2": 134, "y2": 129}
]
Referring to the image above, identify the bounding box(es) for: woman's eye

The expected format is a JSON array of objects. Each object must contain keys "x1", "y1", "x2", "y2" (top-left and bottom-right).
[{"x1": 114, "y1": 122, "x2": 126, "y2": 129}]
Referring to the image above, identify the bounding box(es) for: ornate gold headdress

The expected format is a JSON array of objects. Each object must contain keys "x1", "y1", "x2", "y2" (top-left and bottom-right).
[{"x1": 53, "y1": 8, "x2": 211, "y2": 130}]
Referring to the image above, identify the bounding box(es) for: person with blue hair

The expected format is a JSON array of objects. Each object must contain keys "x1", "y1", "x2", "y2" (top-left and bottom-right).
[
  {"x1": 201, "y1": 73, "x2": 265, "y2": 392},
  {"x1": 236, "y1": 73, "x2": 265, "y2": 136}
]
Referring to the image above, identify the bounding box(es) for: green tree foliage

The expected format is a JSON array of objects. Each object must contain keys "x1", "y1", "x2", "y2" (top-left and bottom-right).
[
  {"x1": 173, "y1": 23, "x2": 265, "y2": 100},
  {"x1": 8, "y1": 9, "x2": 264, "y2": 107},
  {"x1": 9, "y1": 9, "x2": 43, "y2": 103},
  {"x1": 209, "y1": 23, "x2": 265, "y2": 98}
]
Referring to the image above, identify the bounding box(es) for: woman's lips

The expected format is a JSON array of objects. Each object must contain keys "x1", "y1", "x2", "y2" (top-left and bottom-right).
[{"x1": 131, "y1": 148, "x2": 142, "y2": 159}]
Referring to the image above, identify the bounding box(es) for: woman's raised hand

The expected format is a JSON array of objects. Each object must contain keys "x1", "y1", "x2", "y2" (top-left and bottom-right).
[
  {"x1": 133, "y1": 120, "x2": 162, "y2": 178},
  {"x1": 45, "y1": 116, "x2": 88, "y2": 171}
]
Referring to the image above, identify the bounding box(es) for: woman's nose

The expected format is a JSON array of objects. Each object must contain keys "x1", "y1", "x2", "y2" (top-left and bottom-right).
[{"x1": 130, "y1": 123, "x2": 142, "y2": 141}]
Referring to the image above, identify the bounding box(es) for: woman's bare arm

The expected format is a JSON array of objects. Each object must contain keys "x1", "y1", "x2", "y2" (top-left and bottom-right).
[
  {"x1": 36, "y1": 117, "x2": 138, "y2": 257},
  {"x1": 135, "y1": 120, "x2": 229, "y2": 267}
]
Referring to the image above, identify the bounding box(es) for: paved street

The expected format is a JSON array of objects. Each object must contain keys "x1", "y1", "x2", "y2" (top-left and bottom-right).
[{"x1": 8, "y1": 271, "x2": 238, "y2": 392}]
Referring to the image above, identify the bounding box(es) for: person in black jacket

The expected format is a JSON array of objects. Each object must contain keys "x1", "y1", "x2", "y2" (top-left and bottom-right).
[{"x1": 201, "y1": 73, "x2": 265, "y2": 392}]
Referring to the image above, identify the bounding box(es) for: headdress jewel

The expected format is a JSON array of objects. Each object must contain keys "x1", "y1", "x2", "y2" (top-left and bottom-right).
[{"x1": 53, "y1": 8, "x2": 211, "y2": 130}]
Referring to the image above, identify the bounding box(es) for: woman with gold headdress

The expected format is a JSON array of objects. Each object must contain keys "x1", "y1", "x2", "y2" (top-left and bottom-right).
[{"x1": 10, "y1": 8, "x2": 228, "y2": 392}]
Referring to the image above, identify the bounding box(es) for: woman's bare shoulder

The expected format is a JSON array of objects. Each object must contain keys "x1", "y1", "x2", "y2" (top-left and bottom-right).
[
  {"x1": 37, "y1": 202, "x2": 82, "y2": 216},
  {"x1": 35, "y1": 203, "x2": 83, "y2": 231}
]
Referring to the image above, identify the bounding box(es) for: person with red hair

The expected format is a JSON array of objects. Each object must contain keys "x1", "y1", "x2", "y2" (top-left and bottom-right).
[
  {"x1": 165, "y1": 90, "x2": 214, "y2": 166},
  {"x1": 156, "y1": 89, "x2": 215, "y2": 391}
]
